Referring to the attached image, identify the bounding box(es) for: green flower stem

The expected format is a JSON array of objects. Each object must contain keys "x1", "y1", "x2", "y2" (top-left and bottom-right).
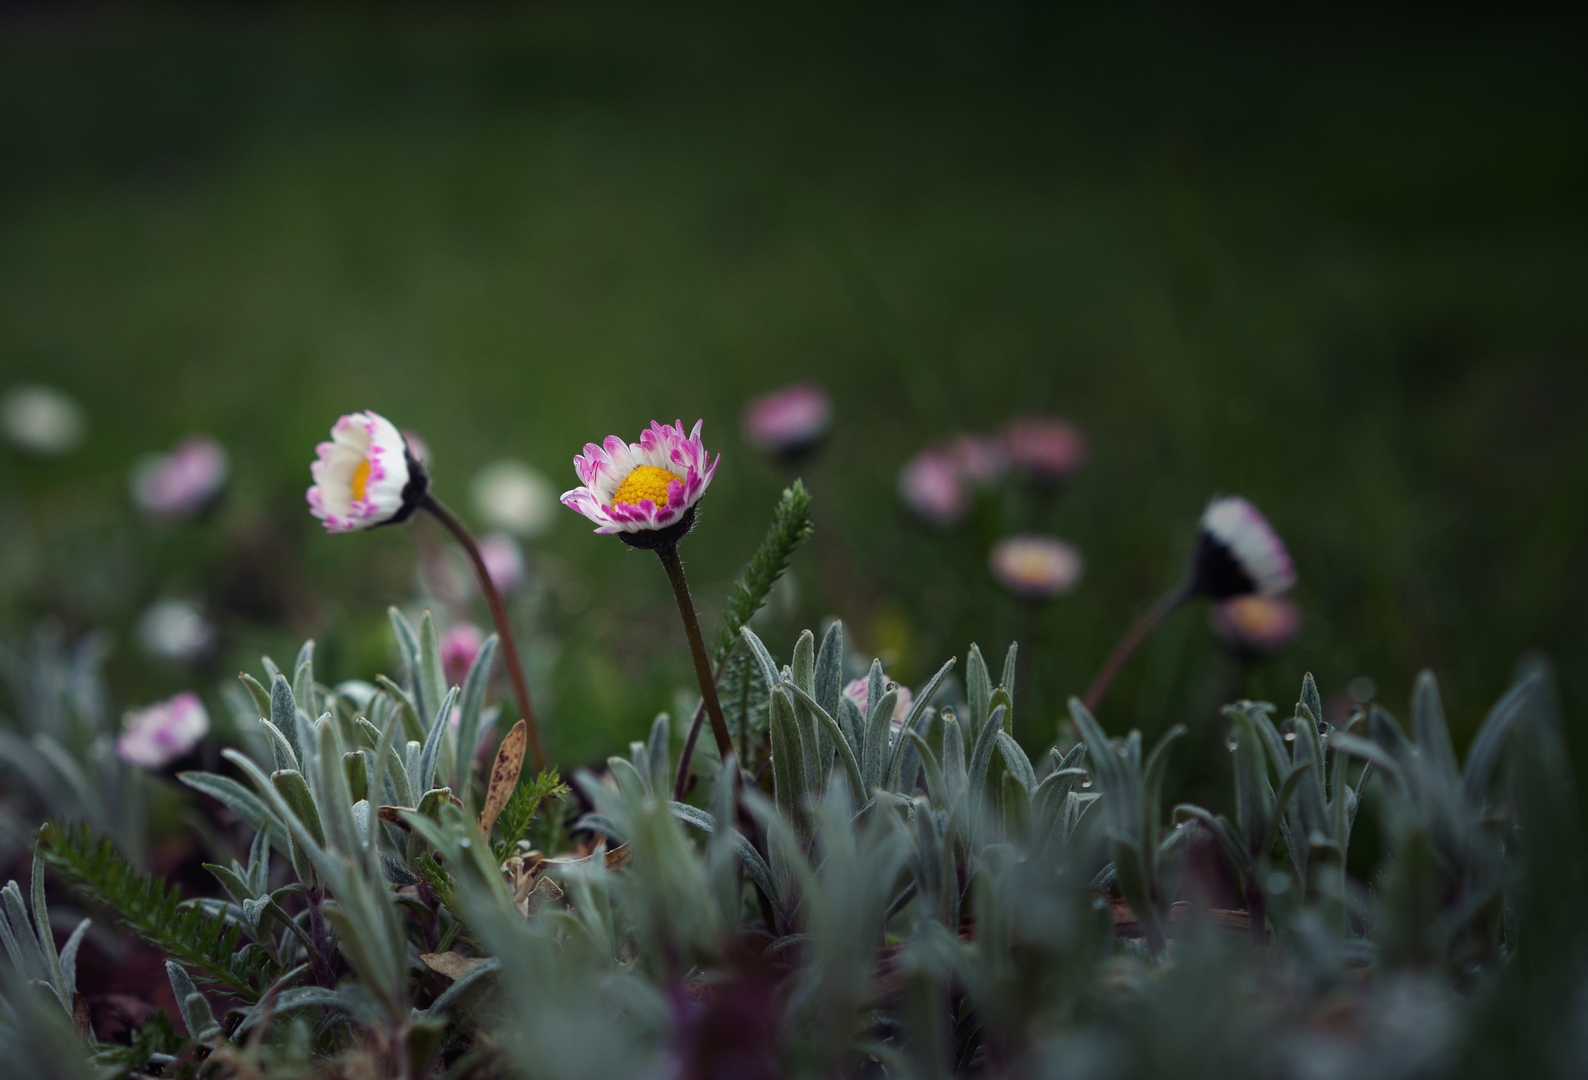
[
  {"x1": 1082, "y1": 583, "x2": 1189, "y2": 713},
  {"x1": 421, "y1": 493, "x2": 547, "y2": 772},
  {"x1": 656, "y1": 542, "x2": 734, "y2": 767}
]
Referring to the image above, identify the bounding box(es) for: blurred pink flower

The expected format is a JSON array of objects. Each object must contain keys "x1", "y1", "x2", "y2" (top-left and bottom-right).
[
  {"x1": 1211, "y1": 595, "x2": 1302, "y2": 653},
  {"x1": 843, "y1": 676, "x2": 914, "y2": 733},
  {"x1": 989, "y1": 535, "x2": 1084, "y2": 599},
  {"x1": 1001, "y1": 418, "x2": 1088, "y2": 482},
  {"x1": 115, "y1": 692, "x2": 208, "y2": 769},
  {"x1": 944, "y1": 433, "x2": 1006, "y2": 485},
  {"x1": 741, "y1": 383, "x2": 833, "y2": 458},
  {"x1": 441, "y1": 622, "x2": 486, "y2": 686},
  {"x1": 899, "y1": 450, "x2": 967, "y2": 525},
  {"x1": 131, "y1": 435, "x2": 229, "y2": 519},
  {"x1": 478, "y1": 533, "x2": 525, "y2": 594}
]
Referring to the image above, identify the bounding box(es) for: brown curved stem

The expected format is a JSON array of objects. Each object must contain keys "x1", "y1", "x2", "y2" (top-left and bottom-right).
[
  {"x1": 421, "y1": 494, "x2": 546, "y2": 772},
  {"x1": 656, "y1": 543, "x2": 733, "y2": 768},
  {"x1": 1082, "y1": 584, "x2": 1190, "y2": 714}
]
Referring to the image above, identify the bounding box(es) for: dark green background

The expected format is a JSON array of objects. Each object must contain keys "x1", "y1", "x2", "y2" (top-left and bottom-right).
[{"x1": 2, "y1": 3, "x2": 1584, "y2": 812}]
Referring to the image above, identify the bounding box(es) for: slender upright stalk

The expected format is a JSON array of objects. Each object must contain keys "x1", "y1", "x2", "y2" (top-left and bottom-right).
[
  {"x1": 1082, "y1": 583, "x2": 1190, "y2": 714},
  {"x1": 656, "y1": 542, "x2": 733, "y2": 764},
  {"x1": 421, "y1": 494, "x2": 546, "y2": 772}
]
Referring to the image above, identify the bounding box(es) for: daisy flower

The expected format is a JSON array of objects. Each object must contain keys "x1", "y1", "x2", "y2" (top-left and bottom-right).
[
  {"x1": 304, "y1": 408, "x2": 545, "y2": 772},
  {"x1": 116, "y1": 692, "x2": 209, "y2": 770},
  {"x1": 562, "y1": 418, "x2": 734, "y2": 775},
  {"x1": 132, "y1": 435, "x2": 229, "y2": 519},
  {"x1": 307, "y1": 410, "x2": 427, "y2": 533},
  {"x1": 898, "y1": 449, "x2": 968, "y2": 525},
  {"x1": 1001, "y1": 418, "x2": 1088, "y2": 482},
  {"x1": 1212, "y1": 595, "x2": 1302, "y2": 654},
  {"x1": 1192, "y1": 497, "x2": 1296, "y2": 599},
  {"x1": 561, "y1": 419, "x2": 719, "y2": 546},
  {"x1": 989, "y1": 535, "x2": 1084, "y2": 599},
  {"x1": 741, "y1": 383, "x2": 833, "y2": 459}
]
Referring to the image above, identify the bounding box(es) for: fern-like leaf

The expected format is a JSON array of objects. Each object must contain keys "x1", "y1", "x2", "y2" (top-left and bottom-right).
[
  {"x1": 35, "y1": 822, "x2": 276, "y2": 1001},
  {"x1": 711, "y1": 480, "x2": 814, "y2": 668}
]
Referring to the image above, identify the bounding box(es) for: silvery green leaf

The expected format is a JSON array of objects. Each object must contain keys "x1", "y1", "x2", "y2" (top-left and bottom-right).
[
  {"x1": 994, "y1": 732, "x2": 1035, "y2": 796},
  {"x1": 1001, "y1": 642, "x2": 1017, "y2": 708},
  {"x1": 30, "y1": 852, "x2": 63, "y2": 993},
  {"x1": 608, "y1": 756, "x2": 648, "y2": 803},
  {"x1": 58, "y1": 918, "x2": 89, "y2": 1005},
  {"x1": 942, "y1": 711, "x2": 966, "y2": 797},
  {"x1": 233, "y1": 984, "x2": 344, "y2": 1036},
  {"x1": 179, "y1": 771, "x2": 288, "y2": 850},
  {"x1": 241, "y1": 896, "x2": 269, "y2": 929},
  {"x1": 417, "y1": 611, "x2": 446, "y2": 740},
  {"x1": 418, "y1": 686, "x2": 459, "y2": 795},
  {"x1": 1142, "y1": 724, "x2": 1186, "y2": 859},
  {"x1": 1301, "y1": 673, "x2": 1324, "y2": 750},
  {"x1": 838, "y1": 695, "x2": 865, "y2": 753},
  {"x1": 270, "y1": 674, "x2": 301, "y2": 769},
  {"x1": 861, "y1": 682, "x2": 897, "y2": 795},
  {"x1": 646, "y1": 712, "x2": 670, "y2": 797},
  {"x1": 739, "y1": 627, "x2": 782, "y2": 698},
  {"x1": 897, "y1": 658, "x2": 956, "y2": 742},
  {"x1": 966, "y1": 644, "x2": 991, "y2": 744},
  {"x1": 260, "y1": 655, "x2": 283, "y2": 688},
  {"x1": 786, "y1": 681, "x2": 865, "y2": 804},
  {"x1": 792, "y1": 629, "x2": 815, "y2": 694},
  {"x1": 0, "y1": 881, "x2": 49, "y2": 985},
  {"x1": 769, "y1": 686, "x2": 809, "y2": 844},
  {"x1": 204, "y1": 862, "x2": 255, "y2": 905},
  {"x1": 967, "y1": 704, "x2": 1006, "y2": 809},
  {"x1": 1367, "y1": 705, "x2": 1415, "y2": 777},
  {"x1": 452, "y1": 633, "x2": 500, "y2": 795},
  {"x1": 292, "y1": 640, "x2": 316, "y2": 721},
  {"x1": 1462, "y1": 668, "x2": 1543, "y2": 808},
  {"x1": 380, "y1": 853, "x2": 420, "y2": 886},
  {"x1": 375, "y1": 674, "x2": 426, "y2": 744},
  {"x1": 815, "y1": 621, "x2": 843, "y2": 719},
  {"x1": 1412, "y1": 670, "x2": 1458, "y2": 782},
  {"x1": 239, "y1": 672, "x2": 272, "y2": 720}
]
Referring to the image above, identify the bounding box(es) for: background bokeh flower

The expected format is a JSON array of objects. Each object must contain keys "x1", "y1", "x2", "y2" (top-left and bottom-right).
[
  {"x1": 471, "y1": 459, "x2": 556, "y2": 538},
  {"x1": 130, "y1": 435, "x2": 228, "y2": 519},
  {"x1": 741, "y1": 383, "x2": 833, "y2": 459},
  {"x1": 989, "y1": 535, "x2": 1084, "y2": 599},
  {"x1": 1211, "y1": 594, "x2": 1303, "y2": 653},
  {"x1": 136, "y1": 599, "x2": 216, "y2": 663},
  {"x1": 115, "y1": 691, "x2": 208, "y2": 769},
  {"x1": 1001, "y1": 418, "x2": 1088, "y2": 482},
  {"x1": 0, "y1": 384, "x2": 85, "y2": 456}
]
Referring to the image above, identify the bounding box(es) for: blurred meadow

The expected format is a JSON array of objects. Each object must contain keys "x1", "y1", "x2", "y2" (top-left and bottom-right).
[{"x1": 2, "y1": 1, "x2": 1585, "y2": 816}]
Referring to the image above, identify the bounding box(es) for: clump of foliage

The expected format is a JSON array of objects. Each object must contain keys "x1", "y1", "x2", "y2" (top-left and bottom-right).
[{"x1": 1, "y1": 490, "x2": 1583, "y2": 1079}]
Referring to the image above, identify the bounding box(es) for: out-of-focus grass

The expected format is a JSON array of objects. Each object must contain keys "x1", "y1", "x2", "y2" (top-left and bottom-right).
[{"x1": 0, "y1": 4, "x2": 1584, "y2": 806}]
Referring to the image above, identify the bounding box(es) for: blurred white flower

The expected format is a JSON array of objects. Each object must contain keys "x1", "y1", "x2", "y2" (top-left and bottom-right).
[
  {"x1": 473, "y1": 459, "x2": 556, "y2": 537},
  {"x1": 1193, "y1": 496, "x2": 1296, "y2": 599},
  {"x1": 989, "y1": 535, "x2": 1084, "y2": 599},
  {"x1": 137, "y1": 599, "x2": 216, "y2": 663},
  {"x1": 116, "y1": 692, "x2": 209, "y2": 769},
  {"x1": 478, "y1": 533, "x2": 526, "y2": 594},
  {"x1": 307, "y1": 410, "x2": 427, "y2": 533},
  {"x1": 0, "y1": 384, "x2": 86, "y2": 455},
  {"x1": 131, "y1": 435, "x2": 229, "y2": 519}
]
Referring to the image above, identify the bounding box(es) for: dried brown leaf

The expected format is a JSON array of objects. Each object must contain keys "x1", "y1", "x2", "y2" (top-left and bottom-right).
[{"x1": 479, "y1": 719, "x2": 528, "y2": 836}]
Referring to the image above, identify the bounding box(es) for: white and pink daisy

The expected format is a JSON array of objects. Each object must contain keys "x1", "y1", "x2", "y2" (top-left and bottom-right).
[
  {"x1": 115, "y1": 692, "x2": 209, "y2": 769},
  {"x1": 898, "y1": 450, "x2": 967, "y2": 525},
  {"x1": 131, "y1": 435, "x2": 229, "y2": 519},
  {"x1": 306, "y1": 410, "x2": 427, "y2": 533},
  {"x1": 1001, "y1": 418, "x2": 1088, "y2": 482},
  {"x1": 561, "y1": 419, "x2": 719, "y2": 542},
  {"x1": 843, "y1": 675, "x2": 915, "y2": 734},
  {"x1": 1211, "y1": 595, "x2": 1302, "y2": 653},
  {"x1": 741, "y1": 383, "x2": 833, "y2": 458},
  {"x1": 989, "y1": 535, "x2": 1084, "y2": 599},
  {"x1": 1192, "y1": 497, "x2": 1296, "y2": 599}
]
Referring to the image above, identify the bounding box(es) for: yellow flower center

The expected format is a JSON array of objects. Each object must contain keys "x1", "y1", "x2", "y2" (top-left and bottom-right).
[
  {"x1": 352, "y1": 458, "x2": 372, "y2": 501},
  {"x1": 611, "y1": 465, "x2": 683, "y2": 508}
]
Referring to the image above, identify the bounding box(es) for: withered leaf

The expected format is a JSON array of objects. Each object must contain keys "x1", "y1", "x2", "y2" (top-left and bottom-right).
[
  {"x1": 479, "y1": 719, "x2": 528, "y2": 836},
  {"x1": 420, "y1": 951, "x2": 489, "y2": 981}
]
